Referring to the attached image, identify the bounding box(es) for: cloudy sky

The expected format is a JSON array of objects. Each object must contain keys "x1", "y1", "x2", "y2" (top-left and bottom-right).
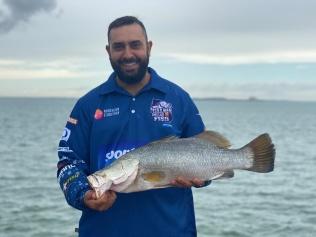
[{"x1": 0, "y1": 0, "x2": 316, "y2": 101}]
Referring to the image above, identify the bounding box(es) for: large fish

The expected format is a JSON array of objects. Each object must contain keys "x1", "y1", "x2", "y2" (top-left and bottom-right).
[{"x1": 87, "y1": 131, "x2": 275, "y2": 197}]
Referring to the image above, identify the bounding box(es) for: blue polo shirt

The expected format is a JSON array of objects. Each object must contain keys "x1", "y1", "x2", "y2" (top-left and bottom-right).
[{"x1": 57, "y1": 68, "x2": 205, "y2": 237}]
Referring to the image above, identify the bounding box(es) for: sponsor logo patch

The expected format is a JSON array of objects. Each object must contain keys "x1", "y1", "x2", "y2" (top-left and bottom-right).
[
  {"x1": 58, "y1": 164, "x2": 76, "y2": 182},
  {"x1": 94, "y1": 108, "x2": 120, "y2": 120},
  {"x1": 150, "y1": 99, "x2": 173, "y2": 122},
  {"x1": 98, "y1": 143, "x2": 140, "y2": 168},
  {"x1": 67, "y1": 117, "x2": 78, "y2": 125},
  {"x1": 94, "y1": 109, "x2": 104, "y2": 120},
  {"x1": 63, "y1": 171, "x2": 80, "y2": 191},
  {"x1": 106, "y1": 148, "x2": 135, "y2": 161},
  {"x1": 104, "y1": 107, "x2": 120, "y2": 117},
  {"x1": 58, "y1": 146, "x2": 73, "y2": 153},
  {"x1": 61, "y1": 127, "x2": 71, "y2": 141}
]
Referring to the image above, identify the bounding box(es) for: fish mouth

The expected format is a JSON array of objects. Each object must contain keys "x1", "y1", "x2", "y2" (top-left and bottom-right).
[{"x1": 87, "y1": 174, "x2": 112, "y2": 198}]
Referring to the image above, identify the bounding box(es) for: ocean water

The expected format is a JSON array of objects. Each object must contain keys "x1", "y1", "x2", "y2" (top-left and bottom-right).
[{"x1": 0, "y1": 97, "x2": 315, "y2": 237}]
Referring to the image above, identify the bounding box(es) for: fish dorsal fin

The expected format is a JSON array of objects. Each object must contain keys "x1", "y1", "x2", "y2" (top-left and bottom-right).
[
  {"x1": 195, "y1": 130, "x2": 231, "y2": 148},
  {"x1": 161, "y1": 135, "x2": 178, "y2": 141},
  {"x1": 149, "y1": 135, "x2": 179, "y2": 145}
]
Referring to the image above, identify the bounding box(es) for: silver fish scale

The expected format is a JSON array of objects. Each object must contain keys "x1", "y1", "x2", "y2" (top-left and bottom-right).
[{"x1": 121, "y1": 138, "x2": 254, "y2": 180}]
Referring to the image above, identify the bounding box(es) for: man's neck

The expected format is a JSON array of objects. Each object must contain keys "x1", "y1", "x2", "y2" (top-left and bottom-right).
[{"x1": 116, "y1": 71, "x2": 151, "y2": 96}]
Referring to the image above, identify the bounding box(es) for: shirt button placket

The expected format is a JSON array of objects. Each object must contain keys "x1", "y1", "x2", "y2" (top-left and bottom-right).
[{"x1": 131, "y1": 97, "x2": 136, "y2": 114}]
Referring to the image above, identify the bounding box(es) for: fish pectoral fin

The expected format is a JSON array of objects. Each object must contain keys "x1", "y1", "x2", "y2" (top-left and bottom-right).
[
  {"x1": 195, "y1": 130, "x2": 231, "y2": 148},
  {"x1": 211, "y1": 170, "x2": 234, "y2": 180},
  {"x1": 142, "y1": 171, "x2": 166, "y2": 182}
]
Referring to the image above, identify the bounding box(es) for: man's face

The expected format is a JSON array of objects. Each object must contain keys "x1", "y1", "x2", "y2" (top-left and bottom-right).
[{"x1": 106, "y1": 24, "x2": 152, "y2": 85}]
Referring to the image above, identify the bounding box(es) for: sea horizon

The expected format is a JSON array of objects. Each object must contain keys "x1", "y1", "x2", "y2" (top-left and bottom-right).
[{"x1": 1, "y1": 95, "x2": 316, "y2": 103}]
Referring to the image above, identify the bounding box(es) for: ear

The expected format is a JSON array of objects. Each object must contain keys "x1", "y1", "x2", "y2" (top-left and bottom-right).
[
  {"x1": 106, "y1": 45, "x2": 110, "y2": 55},
  {"x1": 147, "y1": 41, "x2": 153, "y2": 56}
]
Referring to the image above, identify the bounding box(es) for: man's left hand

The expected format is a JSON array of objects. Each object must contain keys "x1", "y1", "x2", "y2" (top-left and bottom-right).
[{"x1": 171, "y1": 176, "x2": 206, "y2": 188}]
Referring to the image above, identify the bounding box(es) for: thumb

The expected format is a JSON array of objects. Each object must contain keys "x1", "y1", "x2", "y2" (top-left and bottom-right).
[
  {"x1": 85, "y1": 190, "x2": 97, "y2": 201},
  {"x1": 91, "y1": 190, "x2": 97, "y2": 199}
]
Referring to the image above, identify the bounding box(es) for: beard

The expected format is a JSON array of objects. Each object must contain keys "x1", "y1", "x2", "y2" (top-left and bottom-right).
[{"x1": 109, "y1": 54, "x2": 149, "y2": 85}]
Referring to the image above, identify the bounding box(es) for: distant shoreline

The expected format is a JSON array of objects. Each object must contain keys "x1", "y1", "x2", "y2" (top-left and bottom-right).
[
  {"x1": 192, "y1": 96, "x2": 274, "y2": 102},
  {"x1": 192, "y1": 97, "x2": 316, "y2": 103},
  {"x1": 194, "y1": 95, "x2": 260, "y2": 100}
]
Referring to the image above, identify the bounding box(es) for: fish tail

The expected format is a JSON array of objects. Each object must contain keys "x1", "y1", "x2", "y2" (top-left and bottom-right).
[{"x1": 245, "y1": 133, "x2": 275, "y2": 173}]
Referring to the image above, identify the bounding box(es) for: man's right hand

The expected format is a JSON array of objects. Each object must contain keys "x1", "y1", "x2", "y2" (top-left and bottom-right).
[{"x1": 83, "y1": 190, "x2": 117, "y2": 211}]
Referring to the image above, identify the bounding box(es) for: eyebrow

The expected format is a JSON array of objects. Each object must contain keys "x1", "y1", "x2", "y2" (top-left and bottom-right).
[
  {"x1": 111, "y1": 40, "x2": 144, "y2": 49},
  {"x1": 112, "y1": 40, "x2": 142, "y2": 45}
]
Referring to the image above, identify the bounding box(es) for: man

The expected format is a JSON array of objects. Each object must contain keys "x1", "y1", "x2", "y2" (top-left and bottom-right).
[{"x1": 57, "y1": 16, "x2": 210, "y2": 237}]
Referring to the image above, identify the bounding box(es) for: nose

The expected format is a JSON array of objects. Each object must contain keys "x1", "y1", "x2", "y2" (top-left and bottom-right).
[{"x1": 122, "y1": 46, "x2": 133, "y2": 59}]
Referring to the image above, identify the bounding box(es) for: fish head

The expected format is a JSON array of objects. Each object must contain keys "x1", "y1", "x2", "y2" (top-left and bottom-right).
[
  {"x1": 87, "y1": 158, "x2": 140, "y2": 196},
  {"x1": 110, "y1": 158, "x2": 139, "y2": 192}
]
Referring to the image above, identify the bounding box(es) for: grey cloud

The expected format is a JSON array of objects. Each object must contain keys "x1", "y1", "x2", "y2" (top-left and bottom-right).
[
  {"x1": 208, "y1": 0, "x2": 316, "y2": 32},
  {"x1": 149, "y1": 0, "x2": 316, "y2": 35},
  {"x1": 0, "y1": 0, "x2": 57, "y2": 34}
]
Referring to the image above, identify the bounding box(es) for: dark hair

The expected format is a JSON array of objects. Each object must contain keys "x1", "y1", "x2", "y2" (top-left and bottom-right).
[{"x1": 107, "y1": 16, "x2": 148, "y2": 42}]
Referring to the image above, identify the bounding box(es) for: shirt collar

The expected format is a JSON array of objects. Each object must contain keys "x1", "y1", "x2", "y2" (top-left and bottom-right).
[{"x1": 99, "y1": 67, "x2": 168, "y2": 95}]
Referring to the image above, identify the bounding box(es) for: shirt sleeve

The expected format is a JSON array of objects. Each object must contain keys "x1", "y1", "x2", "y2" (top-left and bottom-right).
[
  {"x1": 57, "y1": 99, "x2": 92, "y2": 210},
  {"x1": 181, "y1": 94, "x2": 205, "y2": 138}
]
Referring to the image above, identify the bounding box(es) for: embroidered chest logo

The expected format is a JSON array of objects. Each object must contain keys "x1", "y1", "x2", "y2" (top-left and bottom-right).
[
  {"x1": 94, "y1": 108, "x2": 120, "y2": 120},
  {"x1": 150, "y1": 99, "x2": 173, "y2": 122},
  {"x1": 104, "y1": 107, "x2": 120, "y2": 117}
]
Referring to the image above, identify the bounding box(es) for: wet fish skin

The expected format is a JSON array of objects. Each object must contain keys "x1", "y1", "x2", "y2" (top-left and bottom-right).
[{"x1": 87, "y1": 131, "x2": 275, "y2": 197}]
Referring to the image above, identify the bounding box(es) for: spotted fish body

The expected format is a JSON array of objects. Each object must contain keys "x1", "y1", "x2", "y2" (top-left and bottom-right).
[{"x1": 87, "y1": 131, "x2": 275, "y2": 197}]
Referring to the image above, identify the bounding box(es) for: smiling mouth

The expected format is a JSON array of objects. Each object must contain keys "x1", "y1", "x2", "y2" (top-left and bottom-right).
[
  {"x1": 123, "y1": 62, "x2": 137, "y2": 66},
  {"x1": 121, "y1": 62, "x2": 138, "y2": 71}
]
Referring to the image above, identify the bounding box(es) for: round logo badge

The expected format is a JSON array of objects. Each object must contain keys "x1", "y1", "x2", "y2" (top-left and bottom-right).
[{"x1": 94, "y1": 109, "x2": 104, "y2": 120}]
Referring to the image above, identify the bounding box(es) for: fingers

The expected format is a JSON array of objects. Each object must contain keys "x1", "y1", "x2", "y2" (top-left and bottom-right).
[
  {"x1": 84, "y1": 190, "x2": 97, "y2": 201},
  {"x1": 171, "y1": 176, "x2": 192, "y2": 187},
  {"x1": 96, "y1": 191, "x2": 117, "y2": 211},
  {"x1": 171, "y1": 176, "x2": 205, "y2": 188},
  {"x1": 84, "y1": 190, "x2": 117, "y2": 212},
  {"x1": 191, "y1": 178, "x2": 205, "y2": 187}
]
